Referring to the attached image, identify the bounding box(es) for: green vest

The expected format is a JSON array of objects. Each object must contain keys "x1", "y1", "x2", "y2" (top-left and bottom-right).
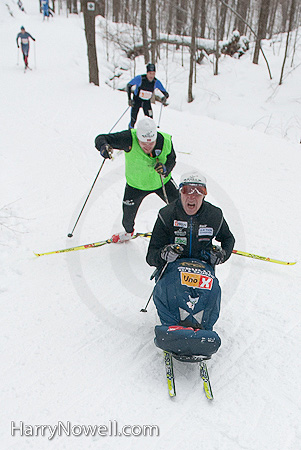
[{"x1": 125, "y1": 130, "x2": 172, "y2": 191}]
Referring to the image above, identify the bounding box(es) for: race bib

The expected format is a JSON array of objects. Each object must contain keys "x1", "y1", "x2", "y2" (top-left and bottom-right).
[
  {"x1": 139, "y1": 90, "x2": 152, "y2": 100},
  {"x1": 21, "y1": 38, "x2": 29, "y2": 44},
  {"x1": 180, "y1": 272, "x2": 213, "y2": 290}
]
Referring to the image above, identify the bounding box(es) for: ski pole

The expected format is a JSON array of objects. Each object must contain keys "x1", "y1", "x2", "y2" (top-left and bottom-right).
[
  {"x1": 67, "y1": 109, "x2": 128, "y2": 238},
  {"x1": 17, "y1": 46, "x2": 19, "y2": 65},
  {"x1": 160, "y1": 174, "x2": 169, "y2": 204},
  {"x1": 157, "y1": 103, "x2": 163, "y2": 128},
  {"x1": 156, "y1": 157, "x2": 169, "y2": 204},
  {"x1": 34, "y1": 41, "x2": 36, "y2": 69},
  {"x1": 140, "y1": 262, "x2": 168, "y2": 313},
  {"x1": 67, "y1": 159, "x2": 106, "y2": 237},
  {"x1": 108, "y1": 106, "x2": 130, "y2": 133}
]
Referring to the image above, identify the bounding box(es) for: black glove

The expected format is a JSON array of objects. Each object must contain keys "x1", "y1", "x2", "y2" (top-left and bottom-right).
[
  {"x1": 33, "y1": 38, "x2": 36, "y2": 41},
  {"x1": 162, "y1": 96, "x2": 168, "y2": 106},
  {"x1": 99, "y1": 144, "x2": 113, "y2": 159},
  {"x1": 17, "y1": 44, "x2": 20, "y2": 48},
  {"x1": 209, "y1": 245, "x2": 226, "y2": 266},
  {"x1": 154, "y1": 162, "x2": 167, "y2": 176},
  {"x1": 161, "y1": 244, "x2": 184, "y2": 263},
  {"x1": 128, "y1": 98, "x2": 135, "y2": 107}
]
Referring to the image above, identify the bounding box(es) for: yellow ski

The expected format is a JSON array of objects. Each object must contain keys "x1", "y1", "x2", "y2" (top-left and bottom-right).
[
  {"x1": 34, "y1": 232, "x2": 151, "y2": 257},
  {"x1": 232, "y1": 250, "x2": 297, "y2": 265}
]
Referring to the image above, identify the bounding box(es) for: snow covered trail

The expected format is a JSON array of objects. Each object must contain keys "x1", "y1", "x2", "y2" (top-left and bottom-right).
[{"x1": 1, "y1": 2, "x2": 301, "y2": 449}]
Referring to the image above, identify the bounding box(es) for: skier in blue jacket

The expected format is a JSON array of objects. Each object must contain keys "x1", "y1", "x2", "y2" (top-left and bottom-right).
[
  {"x1": 127, "y1": 63, "x2": 169, "y2": 128},
  {"x1": 41, "y1": 0, "x2": 49, "y2": 20},
  {"x1": 16, "y1": 26, "x2": 35, "y2": 70}
]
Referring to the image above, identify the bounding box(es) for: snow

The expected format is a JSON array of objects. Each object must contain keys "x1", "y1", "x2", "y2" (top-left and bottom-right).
[{"x1": 1, "y1": 1, "x2": 301, "y2": 449}]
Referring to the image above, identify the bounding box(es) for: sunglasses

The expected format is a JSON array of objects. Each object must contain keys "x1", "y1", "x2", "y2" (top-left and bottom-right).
[{"x1": 180, "y1": 184, "x2": 207, "y2": 196}]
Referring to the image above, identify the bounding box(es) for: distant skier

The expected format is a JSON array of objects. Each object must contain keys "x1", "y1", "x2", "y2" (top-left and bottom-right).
[
  {"x1": 127, "y1": 63, "x2": 169, "y2": 129},
  {"x1": 95, "y1": 117, "x2": 178, "y2": 243},
  {"x1": 16, "y1": 26, "x2": 35, "y2": 70},
  {"x1": 17, "y1": 0, "x2": 25, "y2": 12},
  {"x1": 41, "y1": 0, "x2": 49, "y2": 20}
]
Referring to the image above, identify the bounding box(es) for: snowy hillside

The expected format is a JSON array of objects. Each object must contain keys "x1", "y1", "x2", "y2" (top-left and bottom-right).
[{"x1": 1, "y1": 1, "x2": 301, "y2": 449}]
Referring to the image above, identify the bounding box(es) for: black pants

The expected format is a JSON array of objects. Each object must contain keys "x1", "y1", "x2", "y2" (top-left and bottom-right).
[
  {"x1": 122, "y1": 179, "x2": 178, "y2": 232},
  {"x1": 130, "y1": 97, "x2": 153, "y2": 128}
]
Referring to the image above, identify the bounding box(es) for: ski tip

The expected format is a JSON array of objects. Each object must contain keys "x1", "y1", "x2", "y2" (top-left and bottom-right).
[{"x1": 33, "y1": 252, "x2": 41, "y2": 257}]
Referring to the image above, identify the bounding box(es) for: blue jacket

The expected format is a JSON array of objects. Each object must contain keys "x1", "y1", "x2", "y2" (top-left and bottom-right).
[
  {"x1": 127, "y1": 74, "x2": 168, "y2": 100},
  {"x1": 153, "y1": 259, "x2": 221, "y2": 331}
]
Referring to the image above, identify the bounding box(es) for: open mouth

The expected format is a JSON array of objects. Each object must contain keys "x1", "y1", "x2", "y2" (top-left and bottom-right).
[{"x1": 187, "y1": 201, "x2": 196, "y2": 209}]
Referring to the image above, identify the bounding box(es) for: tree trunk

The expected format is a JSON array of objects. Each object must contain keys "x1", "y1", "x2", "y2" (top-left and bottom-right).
[
  {"x1": 200, "y1": 0, "x2": 206, "y2": 38},
  {"x1": 113, "y1": 0, "x2": 120, "y2": 22},
  {"x1": 279, "y1": 0, "x2": 289, "y2": 31},
  {"x1": 82, "y1": 0, "x2": 99, "y2": 86},
  {"x1": 253, "y1": 0, "x2": 271, "y2": 64},
  {"x1": 166, "y1": 0, "x2": 174, "y2": 34},
  {"x1": 71, "y1": 0, "x2": 78, "y2": 13},
  {"x1": 219, "y1": 1, "x2": 228, "y2": 40},
  {"x1": 188, "y1": 0, "x2": 200, "y2": 102},
  {"x1": 96, "y1": 0, "x2": 105, "y2": 17},
  {"x1": 279, "y1": 0, "x2": 296, "y2": 84},
  {"x1": 235, "y1": 0, "x2": 250, "y2": 35},
  {"x1": 267, "y1": 0, "x2": 279, "y2": 38},
  {"x1": 214, "y1": 0, "x2": 219, "y2": 75},
  {"x1": 141, "y1": 0, "x2": 149, "y2": 64},
  {"x1": 149, "y1": 0, "x2": 157, "y2": 63}
]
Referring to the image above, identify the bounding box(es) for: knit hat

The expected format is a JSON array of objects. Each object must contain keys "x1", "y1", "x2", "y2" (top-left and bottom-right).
[
  {"x1": 136, "y1": 118, "x2": 157, "y2": 142},
  {"x1": 146, "y1": 63, "x2": 156, "y2": 72}
]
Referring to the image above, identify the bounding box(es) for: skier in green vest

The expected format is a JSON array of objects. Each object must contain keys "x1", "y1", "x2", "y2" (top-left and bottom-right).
[{"x1": 95, "y1": 117, "x2": 178, "y2": 243}]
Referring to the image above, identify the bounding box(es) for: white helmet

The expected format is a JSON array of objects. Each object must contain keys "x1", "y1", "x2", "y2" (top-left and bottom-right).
[{"x1": 136, "y1": 117, "x2": 157, "y2": 143}]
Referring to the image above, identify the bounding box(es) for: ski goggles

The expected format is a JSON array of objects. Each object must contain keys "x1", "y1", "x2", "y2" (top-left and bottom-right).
[{"x1": 179, "y1": 184, "x2": 207, "y2": 196}]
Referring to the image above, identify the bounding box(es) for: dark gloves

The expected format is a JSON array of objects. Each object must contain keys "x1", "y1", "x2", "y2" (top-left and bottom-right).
[
  {"x1": 33, "y1": 38, "x2": 36, "y2": 41},
  {"x1": 162, "y1": 92, "x2": 169, "y2": 106},
  {"x1": 99, "y1": 144, "x2": 113, "y2": 159},
  {"x1": 161, "y1": 244, "x2": 184, "y2": 263},
  {"x1": 17, "y1": 45, "x2": 20, "y2": 48},
  {"x1": 154, "y1": 162, "x2": 167, "y2": 176},
  {"x1": 128, "y1": 98, "x2": 135, "y2": 107},
  {"x1": 209, "y1": 245, "x2": 226, "y2": 266}
]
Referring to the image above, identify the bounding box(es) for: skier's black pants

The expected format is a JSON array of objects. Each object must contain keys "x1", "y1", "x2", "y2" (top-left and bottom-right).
[
  {"x1": 122, "y1": 179, "x2": 179, "y2": 233},
  {"x1": 130, "y1": 97, "x2": 153, "y2": 128}
]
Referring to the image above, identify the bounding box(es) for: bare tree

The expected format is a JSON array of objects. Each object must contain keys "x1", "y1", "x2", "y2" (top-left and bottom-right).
[
  {"x1": 267, "y1": 0, "x2": 279, "y2": 38},
  {"x1": 219, "y1": 0, "x2": 228, "y2": 40},
  {"x1": 113, "y1": 0, "x2": 120, "y2": 22},
  {"x1": 234, "y1": 0, "x2": 250, "y2": 34},
  {"x1": 141, "y1": 0, "x2": 149, "y2": 63},
  {"x1": 200, "y1": 0, "x2": 207, "y2": 37},
  {"x1": 253, "y1": 0, "x2": 272, "y2": 64},
  {"x1": 149, "y1": 0, "x2": 157, "y2": 63},
  {"x1": 214, "y1": 0, "x2": 219, "y2": 75},
  {"x1": 81, "y1": 0, "x2": 99, "y2": 85},
  {"x1": 279, "y1": 0, "x2": 297, "y2": 84},
  {"x1": 188, "y1": 0, "x2": 200, "y2": 102}
]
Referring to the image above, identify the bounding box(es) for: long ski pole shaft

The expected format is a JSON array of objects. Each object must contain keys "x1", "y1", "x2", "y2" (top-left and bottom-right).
[
  {"x1": 160, "y1": 174, "x2": 169, "y2": 204},
  {"x1": 68, "y1": 108, "x2": 129, "y2": 238},
  {"x1": 157, "y1": 103, "x2": 163, "y2": 128},
  {"x1": 108, "y1": 106, "x2": 130, "y2": 133},
  {"x1": 232, "y1": 249, "x2": 297, "y2": 265},
  {"x1": 67, "y1": 159, "x2": 106, "y2": 237},
  {"x1": 140, "y1": 262, "x2": 168, "y2": 312}
]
